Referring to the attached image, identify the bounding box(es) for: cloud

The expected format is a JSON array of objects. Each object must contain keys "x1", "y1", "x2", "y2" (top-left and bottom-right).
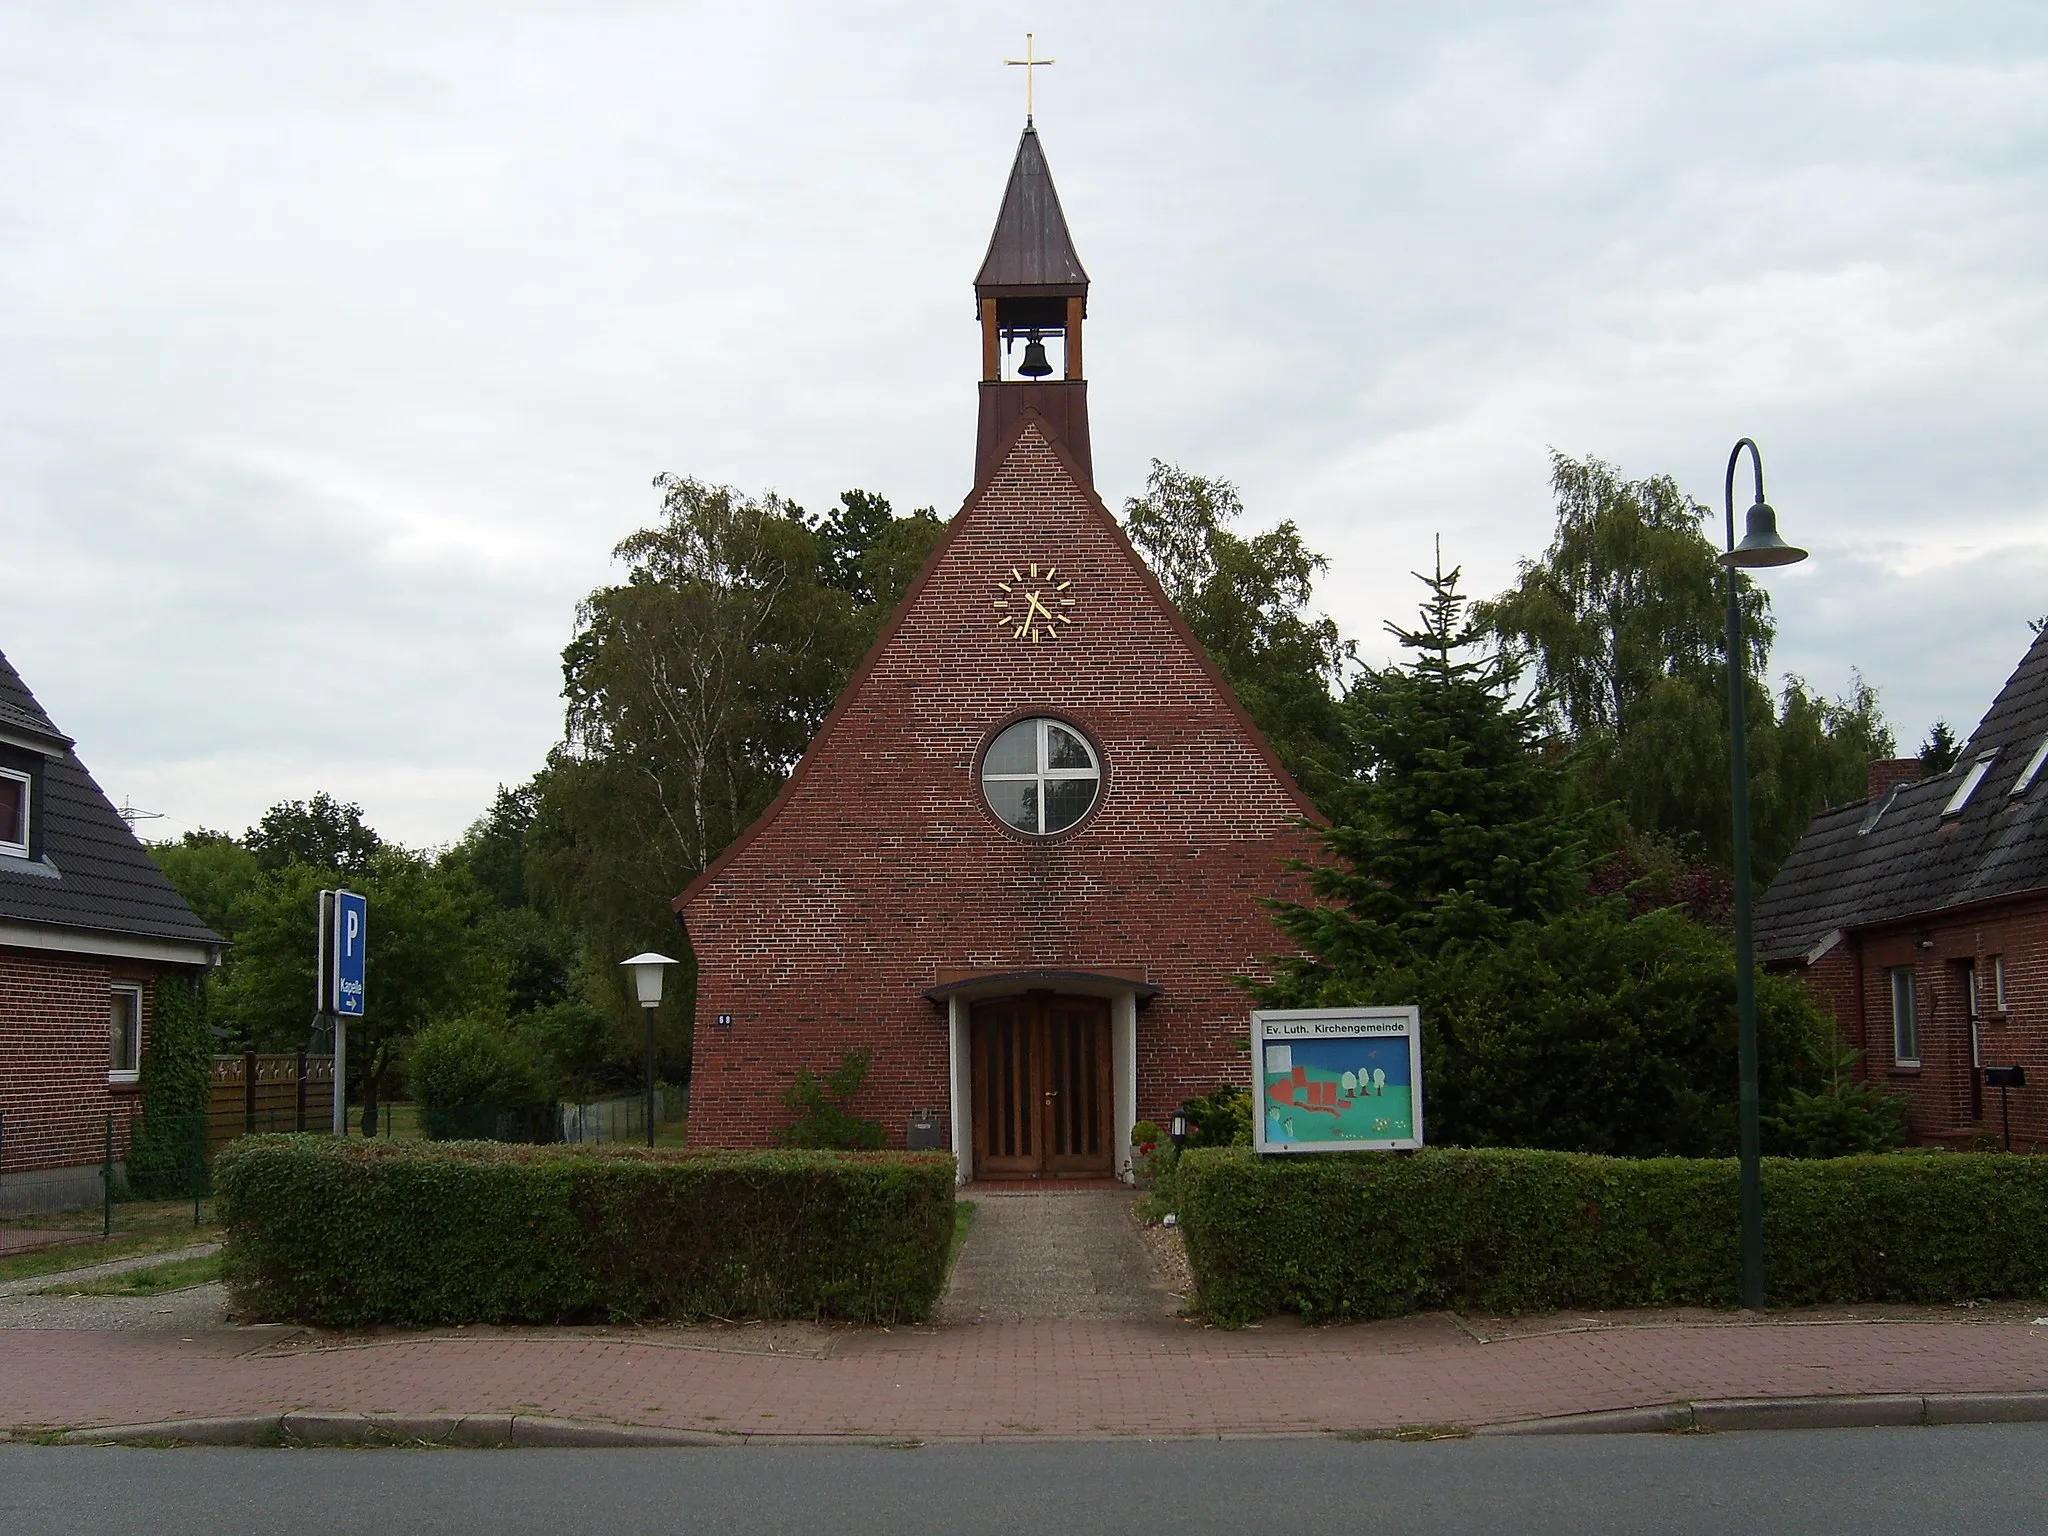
[{"x1": 1, "y1": 1, "x2": 2043, "y2": 842}]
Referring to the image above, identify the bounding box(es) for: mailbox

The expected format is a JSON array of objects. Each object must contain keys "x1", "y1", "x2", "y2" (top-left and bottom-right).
[
  {"x1": 1986, "y1": 1066, "x2": 2027, "y2": 1089},
  {"x1": 905, "y1": 1113, "x2": 944, "y2": 1151}
]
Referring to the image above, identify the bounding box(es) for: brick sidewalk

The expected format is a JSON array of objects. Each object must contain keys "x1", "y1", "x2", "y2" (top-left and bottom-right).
[{"x1": 9, "y1": 1315, "x2": 2048, "y2": 1439}]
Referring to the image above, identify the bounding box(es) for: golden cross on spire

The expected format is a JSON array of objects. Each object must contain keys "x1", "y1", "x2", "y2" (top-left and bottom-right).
[{"x1": 1005, "y1": 32, "x2": 1055, "y2": 121}]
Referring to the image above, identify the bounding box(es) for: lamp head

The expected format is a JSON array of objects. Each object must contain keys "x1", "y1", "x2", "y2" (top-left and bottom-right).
[
  {"x1": 620, "y1": 951, "x2": 680, "y2": 1007},
  {"x1": 1720, "y1": 500, "x2": 1808, "y2": 569}
]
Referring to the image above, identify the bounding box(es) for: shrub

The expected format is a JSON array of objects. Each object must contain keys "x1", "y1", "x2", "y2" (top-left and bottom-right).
[
  {"x1": 1175, "y1": 1145, "x2": 2048, "y2": 1325},
  {"x1": 1262, "y1": 904, "x2": 1826, "y2": 1158},
  {"x1": 778, "y1": 1048, "x2": 885, "y2": 1151},
  {"x1": 1177, "y1": 1086, "x2": 1252, "y2": 1148},
  {"x1": 215, "y1": 1137, "x2": 955, "y2": 1327},
  {"x1": 408, "y1": 1016, "x2": 556, "y2": 1141},
  {"x1": 127, "y1": 973, "x2": 214, "y2": 1198},
  {"x1": 1767, "y1": 1042, "x2": 1909, "y2": 1158}
]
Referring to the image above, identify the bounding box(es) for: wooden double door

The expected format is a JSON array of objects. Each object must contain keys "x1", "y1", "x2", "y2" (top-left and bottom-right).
[{"x1": 970, "y1": 994, "x2": 1113, "y2": 1178}]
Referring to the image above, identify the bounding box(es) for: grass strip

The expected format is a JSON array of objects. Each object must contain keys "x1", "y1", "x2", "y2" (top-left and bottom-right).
[{"x1": 34, "y1": 1252, "x2": 221, "y2": 1297}]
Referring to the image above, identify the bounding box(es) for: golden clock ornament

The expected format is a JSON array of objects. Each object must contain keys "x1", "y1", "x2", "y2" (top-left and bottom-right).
[{"x1": 991, "y1": 563, "x2": 1075, "y2": 642}]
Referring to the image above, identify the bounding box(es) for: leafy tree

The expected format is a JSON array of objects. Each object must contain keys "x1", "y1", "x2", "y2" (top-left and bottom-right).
[
  {"x1": 1920, "y1": 720, "x2": 1960, "y2": 775},
  {"x1": 1122, "y1": 461, "x2": 1357, "y2": 812},
  {"x1": 444, "y1": 782, "x2": 541, "y2": 911},
  {"x1": 531, "y1": 476, "x2": 874, "y2": 1075},
  {"x1": 1265, "y1": 560, "x2": 1588, "y2": 992},
  {"x1": 857, "y1": 507, "x2": 948, "y2": 615},
  {"x1": 806, "y1": 490, "x2": 940, "y2": 603},
  {"x1": 1476, "y1": 453, "x2": 1769, "y2": 738},
  {"x1": 247, "y1": 793, "x2": 383, "y2": 876},
  {"x1": 148, "y1": 830, "x2": 260, "y2": 940},
  {"x1": 1480, "y1": 452, "x2": 1891, "y2": 880},
  {"x1": 510, "y1": 998, "x2": 614, "y2": 1101},
  {"x1": 221, "y1": 847, "x2": 501, "y2": 1134},
  {"x1": 1257, "y1": 561, "x2": 1824, "y2": 1157}
]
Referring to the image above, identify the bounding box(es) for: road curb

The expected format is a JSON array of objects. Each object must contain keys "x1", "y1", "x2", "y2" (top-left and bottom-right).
[
  {"x1": 30, "y1": 1391, "x2": 2048, "y2": 1447},
  {"x1": 50, "y1": 1412, "x2": 728, "y2": 1449},
  {"x1": 1478, "y1": 1391, "x2": 2048, "y2": 1437}
]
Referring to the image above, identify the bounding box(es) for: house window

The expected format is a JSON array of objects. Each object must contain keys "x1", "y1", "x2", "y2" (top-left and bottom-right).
[
  {"x1": 109, "y1": 986, "x2": 142, "y2": 1082},
  {"x1": 2012, "y1": 738, "x2": 2048, "y2": 799},
  {"x1": 1889, "y1": 967, "x2": 1920, "y2": 1066},
  {"x1": 980, "y1": 717, "x2": 1102, "y2": 835},
  {"x1": 1993, "y1": 954, "x2": 2009, "y2": 1012},
  {"x1": 1942, "y1": 751, "x2": 1997, "y2": 816},
  {"x1": 0, "y1": 767, "x2": 27, "y2": 856}
]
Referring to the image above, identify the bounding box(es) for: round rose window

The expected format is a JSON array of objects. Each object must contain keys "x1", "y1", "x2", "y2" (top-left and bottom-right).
[{"x1": 980, "y1": 718, "x2": 1101, "y2": 835}]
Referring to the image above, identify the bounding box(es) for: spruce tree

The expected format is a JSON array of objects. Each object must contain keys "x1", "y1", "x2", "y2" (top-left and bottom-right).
[{"x1": 1262, "y1": 558, "x2": 1588, "y2": 1004}]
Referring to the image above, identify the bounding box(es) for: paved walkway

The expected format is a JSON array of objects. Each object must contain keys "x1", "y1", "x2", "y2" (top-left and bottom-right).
[
  {"x1": 9, "y1": 1310, "x2": 2048, "y2": 1440},
  {"x1": 9, "y1": 1236, "x2": 2048, "y2": 1442},
  {"x1": 938, "y1": 1190, "x2": 1171, "y2": 1323}
]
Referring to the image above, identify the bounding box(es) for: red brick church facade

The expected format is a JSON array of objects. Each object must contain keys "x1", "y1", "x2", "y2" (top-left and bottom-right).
[{"x1": 679, "y1": 124, "x2": 1316, "y2": 1178}]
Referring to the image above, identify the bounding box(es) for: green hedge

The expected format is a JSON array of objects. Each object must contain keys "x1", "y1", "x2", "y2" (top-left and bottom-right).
[
  {"x1": 216, "y1": 1137, "x2": 955, "y2": 1327},
  {"x1": 1174, "y1": 1146, "x2": 2048, "y2": 1325}
]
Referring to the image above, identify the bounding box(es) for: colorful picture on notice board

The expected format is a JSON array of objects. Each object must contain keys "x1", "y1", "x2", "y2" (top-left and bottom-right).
[{"x1": 1251, "y1": 1006, "x2": 1423, "y2": 1153}]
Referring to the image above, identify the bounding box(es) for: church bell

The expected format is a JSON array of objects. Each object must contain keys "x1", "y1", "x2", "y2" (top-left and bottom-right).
[{"x1": 1016, "y1": 329, "x2": 1054, "y2": 378}]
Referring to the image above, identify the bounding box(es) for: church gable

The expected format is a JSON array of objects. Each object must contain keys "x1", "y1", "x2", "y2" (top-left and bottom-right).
[{"x1": 683, "y1": 415, "x2": 1312, "y2": 930}]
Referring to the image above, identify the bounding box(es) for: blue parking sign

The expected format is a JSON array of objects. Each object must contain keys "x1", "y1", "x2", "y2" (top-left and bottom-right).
[{"x1": 331, "y1": 889, "x2": 367, "y2": 1017}]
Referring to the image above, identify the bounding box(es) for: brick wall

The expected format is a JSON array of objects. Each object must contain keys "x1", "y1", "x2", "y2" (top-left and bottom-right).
[
  {"x1": 1785, "y1": 897, "x2": 2048, "y2": 1149},
  {"x1": 684, "y1": 424, "x2": 1317, "y2": 1148},
  {"x1": 0, "y1": 946, "x2": 155, "y2": 1174}
]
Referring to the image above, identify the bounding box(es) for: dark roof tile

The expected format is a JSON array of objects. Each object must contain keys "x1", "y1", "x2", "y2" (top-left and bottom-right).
[
  {"x1": 1757, "y1": 628, "x2": 2048, "y2": 960},
  {"x1": 0, "y1": 648, "x2": 220, "y2": 950}
]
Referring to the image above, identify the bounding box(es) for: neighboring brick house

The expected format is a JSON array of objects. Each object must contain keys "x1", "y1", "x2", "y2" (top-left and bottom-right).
[
  {"x1": 0, "y1": 648, "x2": 221, "y2": 1212},
  {"x1": 678, "y1": 123, "x2": 1318, "y2": 1179},
  {"x1": 1756, "y1": 627, "x2": 2048, "y2": 1149}
]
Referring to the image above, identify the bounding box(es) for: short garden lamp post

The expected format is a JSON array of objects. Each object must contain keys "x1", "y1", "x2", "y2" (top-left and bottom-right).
[
  {"x1": 621, "y1": 953, "x2": 680, "y2": 1149},
  {"x1": 1718, "y1": 437, "x2": 1808, "y2": 1311},
  {"x1": 1169, "y1": 1109, "x2": 1188, "y2": 1151}
]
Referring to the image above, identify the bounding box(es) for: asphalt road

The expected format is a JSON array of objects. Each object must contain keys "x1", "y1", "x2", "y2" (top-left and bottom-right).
[{"x1": 6, "y1": 1425, "x2": 2046, "y2": 1535}]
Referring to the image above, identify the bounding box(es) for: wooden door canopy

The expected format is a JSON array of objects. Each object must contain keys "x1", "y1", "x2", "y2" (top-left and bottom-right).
[{"x1": 926, "y1": 969, "x2": 1160, "y2": 1005}]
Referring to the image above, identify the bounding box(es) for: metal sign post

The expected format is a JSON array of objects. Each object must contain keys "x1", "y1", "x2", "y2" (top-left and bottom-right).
[
  {"x1": 1986, "y1": 1065, "x2": 2027, "y2": 1152},
  {"x1": 318, "y1": 889, "x2": 368, "y2": 1136}
]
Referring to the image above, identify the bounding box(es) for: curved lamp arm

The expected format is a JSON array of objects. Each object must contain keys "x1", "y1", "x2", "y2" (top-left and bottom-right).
[{"x1": 1725, "y1": 437, "x2": 1766, "y2": 554}]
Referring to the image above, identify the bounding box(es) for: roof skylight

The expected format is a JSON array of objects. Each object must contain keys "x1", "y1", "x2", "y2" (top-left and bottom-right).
[
  {"x1": 1858, "y1": 782, "x2": 1903, "y2": 835},
  {"x1": 2011, "y1": 738, "x2": 2048, "y2": 800},
  {"x1": 1943, "y1": 751, "x2": 1997, "y2": 817}
]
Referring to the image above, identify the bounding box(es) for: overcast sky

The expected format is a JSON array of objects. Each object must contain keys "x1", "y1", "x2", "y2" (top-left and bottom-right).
[{"x1": 3, "y1": 2, "x2": 2044, "y2": 848}]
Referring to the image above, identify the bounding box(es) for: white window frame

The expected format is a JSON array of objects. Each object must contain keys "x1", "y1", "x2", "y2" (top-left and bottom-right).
[
  {"x1": 2011, "y1": 738, "x2": 2048, "y2": 799},
  {"x1": 1943, "y1": 751, "x2": 1997, "y2": 816},
  {"x1": 108, "y1": 984, "x2": 142, "y2": 1083},
  {"x1": 1993, "y1": 954, "x2": 2009, "y2": 1012},
  {"x1": 979, "y1": 717, "x2": 1102, "y2": 836},
  {"x1": 0, "y1": 765, "x2": 28, "y2": 857},
  {"x1": 1889, "y1": 967, "x2": 1920, "y2": 1067}
]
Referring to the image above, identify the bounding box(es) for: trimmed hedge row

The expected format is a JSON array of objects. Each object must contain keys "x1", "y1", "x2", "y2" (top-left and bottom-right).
[
  {"x1": 216, "y1": 1137, "x2": 955, "y2": 1327},
  {"x1": 1174, "y1": 1146, "x2": 2048, "y2": 1324}
]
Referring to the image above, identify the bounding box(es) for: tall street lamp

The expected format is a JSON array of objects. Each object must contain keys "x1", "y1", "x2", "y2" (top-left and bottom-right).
[
  {"x1": 621, "y1": 952, "x2": 680, "y2": 1149},
  {"x1": 1718, "y1": 438, "x2": 1807, "y2": 1311}
]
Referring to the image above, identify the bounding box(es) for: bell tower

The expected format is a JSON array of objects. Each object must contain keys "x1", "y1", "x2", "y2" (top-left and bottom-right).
[{"x1": 974, "y1": 122, "x2": 1091, "y2": 489}]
